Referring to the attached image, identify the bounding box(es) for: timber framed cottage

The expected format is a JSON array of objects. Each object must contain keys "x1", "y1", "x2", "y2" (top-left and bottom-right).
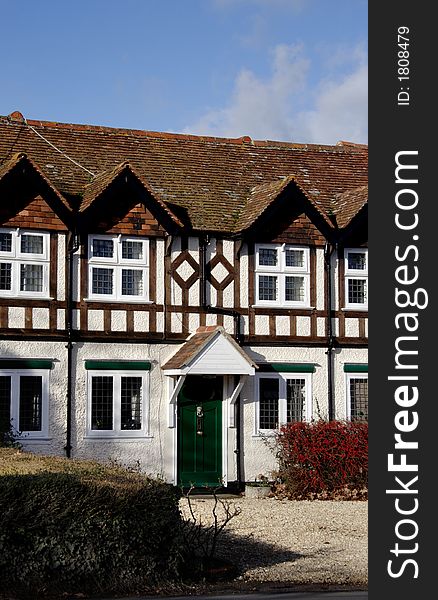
[{"x1": 0, "y1": 111, "x2": 368, "y2": 487}]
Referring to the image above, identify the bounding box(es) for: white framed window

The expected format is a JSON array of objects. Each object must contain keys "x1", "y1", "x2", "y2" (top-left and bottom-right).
[
  {"x1": 0, "y1": 229, "x2": 50, "y2": 298},
  {"x1": 255, "y1": 244, "x2": 310, "y2": 307},
  {"x1": 88, "y1": 235, "x2": 149, "y2": 302},
  {"x1": 86, "y1": 370, "x2": 149, "y2": 437},
  {"x1": 255, "y1": 372, "x2": 312, "y2": 433},
  {"x1": 344, "y1": 248, "x2": 368, "y2": 309},
  {"x1": 0, "y1": 369, "x2": 49, "y2": 438},
  {"x1": 346, "y1": 373, "x2": 368, "y2": 422}
]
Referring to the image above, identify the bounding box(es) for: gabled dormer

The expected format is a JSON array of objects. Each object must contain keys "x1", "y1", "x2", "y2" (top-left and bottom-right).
[{"x1": 0, "y1": 154, "x2": 71, "y2": 328}]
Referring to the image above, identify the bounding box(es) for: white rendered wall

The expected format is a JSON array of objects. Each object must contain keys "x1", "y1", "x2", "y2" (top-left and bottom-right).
[{"x1": 73, "y1": 342, "x2": 179, "y2": 479}]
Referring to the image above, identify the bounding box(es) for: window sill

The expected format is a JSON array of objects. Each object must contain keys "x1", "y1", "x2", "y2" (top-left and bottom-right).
[
  {"x1": 84, "y1": 435, "x2": 153, "y2": 441},
  {"x1": 0, "y1": 296, "x2": 54, "y2": 301},
  {"x1": 341, "y1": 307, "x2": 368, "y2": 312},
  {"x1": 84, "y1": 298, "x2": 153, "y2": 305},
  {"x1": 20, "y1": 437, "x2": 52, "y2": 443},
  {"x1": 252, "y1": 305, "x2": 315, "y2": 310}
]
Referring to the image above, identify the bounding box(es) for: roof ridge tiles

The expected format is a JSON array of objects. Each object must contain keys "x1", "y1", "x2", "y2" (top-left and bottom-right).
[{"x1": 1, "y1": 113, "x2": 367, "y2": 151}]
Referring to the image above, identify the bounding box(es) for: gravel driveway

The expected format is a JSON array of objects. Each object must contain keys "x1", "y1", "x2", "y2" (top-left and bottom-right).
[{"x1": 179, "y1": 497, "x2": 367, "y2": 587}]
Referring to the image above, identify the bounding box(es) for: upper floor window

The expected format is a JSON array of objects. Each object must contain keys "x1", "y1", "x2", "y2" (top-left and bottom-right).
[
  {"x1": 88, "y1": 235, "x2": 149, "y2": 302},
  {"x1": 344, "y1": 248, "x2": 368, "y2": 310},
  {"x1": 255, "y1": 244, "x2": 310, "y2": 307},
  {"x1": 0, "y1": 229, "x2": 50, "y2": 298},
  {"x1": 255, "y1": 372, "x2": 312, "y2": 433}
]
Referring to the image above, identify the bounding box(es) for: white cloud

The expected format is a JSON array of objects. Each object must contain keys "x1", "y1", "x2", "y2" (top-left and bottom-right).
[
  {"x1": 300, "y1": 63, "x2": 368, "y2": 144},
  {"x1": 183, "y1": 43, "x2": 368, "y2": 145}
]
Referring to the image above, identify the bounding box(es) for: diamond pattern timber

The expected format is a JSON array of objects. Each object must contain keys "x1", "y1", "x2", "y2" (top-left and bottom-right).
[
  {"x1": 171, "y1": 251, "x2": 200, "y2": 290},
  {"x1": 208, "y1": 253, "x2": 234, "y2": 291}
]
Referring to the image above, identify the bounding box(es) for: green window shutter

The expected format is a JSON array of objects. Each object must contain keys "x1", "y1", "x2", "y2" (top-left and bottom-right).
[
  {"x1": 0, "y1": 359, "x2": 53, "y2": 369},
  {"x1": 257, "y1": 363, "x2": 316, "y2": 373},
  {"x1": 344, "y1": 363, "x2": 368, "y2": 373},
  {"x1": 85, "y1": 360, "x2": 152, "y2": 371}
]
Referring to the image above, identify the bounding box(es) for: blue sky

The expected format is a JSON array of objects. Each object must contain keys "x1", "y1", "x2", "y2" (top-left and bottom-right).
[{"x1": 0, "y1": 0, "x2": 367, "y2": 144}]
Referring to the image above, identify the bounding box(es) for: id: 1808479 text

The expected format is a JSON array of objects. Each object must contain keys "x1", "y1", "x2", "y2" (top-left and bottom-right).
[{"x1": 397, "y1": 26, "x2": 410, "y2": 106}]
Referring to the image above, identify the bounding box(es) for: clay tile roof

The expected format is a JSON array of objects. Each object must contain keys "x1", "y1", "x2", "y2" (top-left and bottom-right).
[
  {"x1": 162, "y1": 326, "x2": 256, "y2": 371},
  {"x1": 0, "y1": 113, "x2": 368, "y2": 234},
  {"x1": 332, "y1": 185, "x2": 368, "y2": 228}
]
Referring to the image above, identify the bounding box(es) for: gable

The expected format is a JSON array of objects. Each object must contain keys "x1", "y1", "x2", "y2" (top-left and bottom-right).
[
  {"x1": 267, "y1": 212, "x2": 327, "y2": 245},
  {"x1": 0, "y1": 195, "x2": 68, "y2": 231},
  {"x1": 189, "y1": 334, "x2": 255, "y2": 375},
  {"x1": 79, "y1": 166, "x2": 181, "y2": 235},
  {"x1": 248, "y1": 186, "x2": 328, "y2": 245},
  {"x1": 88, "y1": 201, "x2": 166, "y2": 236},
  {"x1": 0, "y1": 153, "x2": 71, "y2": 229}
]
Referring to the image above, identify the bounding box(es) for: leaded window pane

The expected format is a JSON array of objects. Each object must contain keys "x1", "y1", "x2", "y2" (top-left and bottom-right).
[
  {"x1": 92, "y1": 268, "x2": 113, "y2": 295},
  {"x1": 92, "y1": 239, "x2": 114, "y2": 258},
  {"x1": 259, "y1": 378, "x2": 279, "y2": 429},
  {"x1": 350, "y1": 378, "x2": 368, "y2": 421},
  {"x1": 21, "y1": 234, "x2": 44, "y2": 255},
  {"x1": 259, "y1": 275, "x2": 277, "y2": 301},
  {"x1": 285, "y1": 276, "x2": 304, "y2": 302},
  {"x1": 285, "y1": 248, "x2": 304, "y2": 268},
  {"x1": 122, "y1": 269, "x2": 143, "y2": 296},
  {"x1": 0, "y1": 263, "x2": 12, "y2": 290},
  {"x1": 19, "y1": 376, "x2": 42, "y2": 431},
  {"x1": 0, "y1": 233, "x2": 12, "y2": 253},
  {"x1": 121, "y1": 377, "x2": 142, "y2": 430},
  {"x1": 122, "y1": 240, "x2": 143, "y2": 260},
  {"x1": 91, "y1": 376, "x2": 113, "y2": 430},
  {"x1": 259, "y1": 248, "x2": 278, "y2": 267},
  {"x1": 286, "y1": 379, "x2": 305, "y2": 422},
  {"x1": 348, "y1": 278, "x2": 366, "y2": 304},
  {"x1": 348, "y1": 252, "x2": 366, "y2": 270},
  {"x1": 20, "y1": 264, "x2": 43, "y2": 292},
  {"x1": 0, "y1": 376, "x2": 11, "y2": 433}
]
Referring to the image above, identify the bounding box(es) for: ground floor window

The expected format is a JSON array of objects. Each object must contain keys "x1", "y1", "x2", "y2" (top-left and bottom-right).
[
  {"x1": 255, "y1": 372, "x2": 312, "y2": 433},
  {"x1": 0, "y1": 369, "x2": 49, "y2": 438},
  {"x1": 87, "y1": 370, "x2": 149, "y2": 437},
  {"x1": 346, "y1": 373, "x2": 368, "y2": 421}
]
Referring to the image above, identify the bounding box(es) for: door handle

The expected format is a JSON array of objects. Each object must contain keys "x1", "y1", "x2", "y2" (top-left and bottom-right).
[{"x1": 196, "y1": 406, "x2": 204, "y2": 436}]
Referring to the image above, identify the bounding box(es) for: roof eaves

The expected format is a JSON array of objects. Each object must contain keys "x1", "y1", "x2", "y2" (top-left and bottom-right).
[{"x1": 332, "y1": 185, "x2": 368, "y2": 229}]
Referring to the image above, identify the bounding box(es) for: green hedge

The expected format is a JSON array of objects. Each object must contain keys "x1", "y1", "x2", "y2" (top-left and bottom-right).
[{"x1": 0, "y1": 453, "x2": 184, "y2": 597}]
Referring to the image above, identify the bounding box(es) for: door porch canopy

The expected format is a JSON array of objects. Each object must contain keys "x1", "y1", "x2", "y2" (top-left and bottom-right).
[{"x1": 162, "y1": 326, "x2": 257, "y2": 427}]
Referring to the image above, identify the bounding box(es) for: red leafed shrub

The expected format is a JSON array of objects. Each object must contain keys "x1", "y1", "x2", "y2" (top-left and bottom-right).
[{"x1": 275, "y1": 420, "x2": 368, "y2": 500}]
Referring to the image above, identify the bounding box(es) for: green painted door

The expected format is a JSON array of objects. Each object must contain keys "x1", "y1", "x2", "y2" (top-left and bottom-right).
[{"x1": 177, "y1": 375, "x2": 223, "y2": 487}]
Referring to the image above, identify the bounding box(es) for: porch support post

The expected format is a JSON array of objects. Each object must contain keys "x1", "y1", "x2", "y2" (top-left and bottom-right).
[
  {"x1": 228, "y1": 375, "x2": 247, "y2": 427},
  {"x1": 168, "y1": 374, "x2": 186, "y2": 427}
]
